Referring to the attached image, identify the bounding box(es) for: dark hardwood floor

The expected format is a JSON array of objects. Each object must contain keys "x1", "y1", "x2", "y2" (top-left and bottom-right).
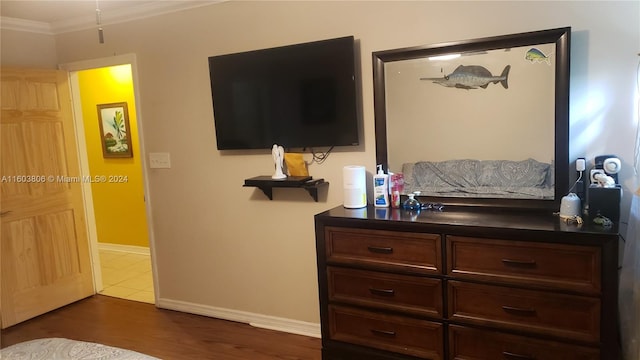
[{"x1": 0, "y1": 295, "x2": 321, "y2": 359}]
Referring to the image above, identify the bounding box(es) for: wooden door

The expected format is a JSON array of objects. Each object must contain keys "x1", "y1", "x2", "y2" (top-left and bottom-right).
[{"x1": 1, "y1": 68, "x2": 94, "y2": 328}]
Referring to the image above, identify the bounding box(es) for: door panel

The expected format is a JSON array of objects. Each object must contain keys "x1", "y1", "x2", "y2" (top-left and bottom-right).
[{"x1": 1, "y1": 68, "x2": 94, "y2": 328}]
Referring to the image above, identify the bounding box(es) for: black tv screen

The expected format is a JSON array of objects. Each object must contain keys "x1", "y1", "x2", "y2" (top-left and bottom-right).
[{"x1": 209, "y1": 36, "x2": 360, "y2": 150}]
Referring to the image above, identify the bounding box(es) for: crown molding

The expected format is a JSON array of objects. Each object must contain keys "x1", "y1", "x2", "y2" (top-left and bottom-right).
[
  {"x1": 1, "y1": 1, "x2": 224, "y2": 35},
  {"x1": 1, "y1": 17, "x2": 53, "y2": 35}
]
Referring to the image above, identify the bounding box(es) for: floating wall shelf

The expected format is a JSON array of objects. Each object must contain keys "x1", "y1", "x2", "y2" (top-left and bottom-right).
[{"x1": 243, "y1": 176, "x2": 328, "y2": 202}]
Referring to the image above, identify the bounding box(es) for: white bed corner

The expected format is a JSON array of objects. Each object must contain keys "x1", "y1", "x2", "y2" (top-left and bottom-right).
[{"x1": 0, "y1": 338, "x2": 160, "y2": 360}]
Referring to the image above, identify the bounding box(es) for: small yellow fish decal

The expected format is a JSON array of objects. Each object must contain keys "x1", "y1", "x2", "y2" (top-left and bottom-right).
[{"x1": 525, "y1": 48, "x2": 551, "y2": 64}]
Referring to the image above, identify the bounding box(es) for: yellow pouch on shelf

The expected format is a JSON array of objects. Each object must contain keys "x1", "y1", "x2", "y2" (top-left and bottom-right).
[{"x1": 284, "y1": 153, "x2": 309, "y2": 177}]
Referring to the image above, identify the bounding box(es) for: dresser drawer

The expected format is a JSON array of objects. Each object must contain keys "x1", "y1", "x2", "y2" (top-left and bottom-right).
[
  {"x1": 329, "y1": 305, "x2": 443, "y2": 359},
  {"x1": 328, "y1": 266, "x2": 442, "y2": 317},
  {"x1": 447, "y1": 236, "x2": 601, "y2": 294},
  {"x1": 449, "y1": 325, "x2": 600, "y2": 360},
  {"x1": 448, "y1": 281, "x2": 600, "y2": 342},
  {"x1": 325, "y1": 227, "x2": 441, "y2": 274}
]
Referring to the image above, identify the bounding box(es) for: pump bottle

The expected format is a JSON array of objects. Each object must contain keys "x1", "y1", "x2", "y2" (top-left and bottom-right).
[{"x1": 373, "y1": 165, "x2": 389, "y2": 207}]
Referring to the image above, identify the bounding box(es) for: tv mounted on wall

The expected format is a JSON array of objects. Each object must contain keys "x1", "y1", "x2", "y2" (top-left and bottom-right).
[{"x1": 208, "y1": 36, "x2": 360, "y2": 150}]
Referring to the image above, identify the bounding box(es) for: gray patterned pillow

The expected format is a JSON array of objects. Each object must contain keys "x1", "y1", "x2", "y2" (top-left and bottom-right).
[
  {"x1": 411, "y1": 159, "x2": 480, "y2": 187},
  {"x1": 476, "y1": 159, "x2": 550, "y2": 187}
]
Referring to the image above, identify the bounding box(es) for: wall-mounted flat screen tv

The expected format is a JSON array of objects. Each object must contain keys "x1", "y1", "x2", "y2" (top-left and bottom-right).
[{"x1": 208, "y1": 36, "x2": 360, "y2": 150}]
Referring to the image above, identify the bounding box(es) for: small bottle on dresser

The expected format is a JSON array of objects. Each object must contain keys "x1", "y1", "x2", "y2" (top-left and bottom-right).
[
  {"x1": 373, "y1": 165, "x2": 389, "y2": 207},
  {"x1": 389, "y1": 172, "x2": 404, "y2": 208}
]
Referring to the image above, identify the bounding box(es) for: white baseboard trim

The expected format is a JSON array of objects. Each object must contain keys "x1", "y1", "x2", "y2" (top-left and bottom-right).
[
  {"x1": 156, "y1": 298, "x2": 321, "y2": 338},
  {"x1": 97, "y1": 242, "x2": 150, "y2": 256}
]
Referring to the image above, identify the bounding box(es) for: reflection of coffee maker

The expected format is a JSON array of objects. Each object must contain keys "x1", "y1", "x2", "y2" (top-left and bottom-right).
[
  {"x1": 587, "y1": 155, "x2": 622, "y2": 223},
  {"x1": 592, "y1": 155, "x2": 621, "y2": 184}
]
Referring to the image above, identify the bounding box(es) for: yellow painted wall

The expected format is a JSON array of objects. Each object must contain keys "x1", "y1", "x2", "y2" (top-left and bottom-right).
[{"x1": 78, "y1": 65, "x2": 149, "y2": 247}]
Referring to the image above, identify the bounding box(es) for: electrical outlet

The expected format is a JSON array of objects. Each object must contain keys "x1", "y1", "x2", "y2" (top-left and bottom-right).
[
  {"x1": 149, "y1": 152, "x2": 171, "y2": 169},
  {"x1": 576, "y1": 158, "x2": 586, "y2": 172}
]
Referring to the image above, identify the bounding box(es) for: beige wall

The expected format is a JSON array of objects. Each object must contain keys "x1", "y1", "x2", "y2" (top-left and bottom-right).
[
  {"x1": 3, "y1": 1, "x2": 638, "y2": 326},
  {"x1": 1, "y1": 29, "x2": 57, "y2": 68}
]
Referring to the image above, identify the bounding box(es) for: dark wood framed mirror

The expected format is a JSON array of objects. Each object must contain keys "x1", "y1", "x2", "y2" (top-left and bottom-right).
[{"x1": 373, "y1": 27, "x2": 570, "y2": 211}]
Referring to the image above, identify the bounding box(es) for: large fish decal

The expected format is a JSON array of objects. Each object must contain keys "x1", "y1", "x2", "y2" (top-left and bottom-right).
[{"x1": 420, "y1": 65, "x2": 510, "y2": 90}]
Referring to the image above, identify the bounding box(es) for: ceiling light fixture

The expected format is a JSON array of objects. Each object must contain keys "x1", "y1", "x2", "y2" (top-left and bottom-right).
[{"x1": 96, "y1": 0, "x2": 104, "y2": 44}]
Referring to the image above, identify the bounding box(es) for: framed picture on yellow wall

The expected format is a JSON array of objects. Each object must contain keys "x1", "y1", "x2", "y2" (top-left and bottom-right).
[{"x1": 97, "y1": 102, "x2": 133, "y2": 158}]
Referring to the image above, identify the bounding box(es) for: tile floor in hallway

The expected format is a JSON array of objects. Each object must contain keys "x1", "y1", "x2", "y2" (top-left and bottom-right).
[{"x1": 98, "y1": 249, "x2": 155, "y2": 304}]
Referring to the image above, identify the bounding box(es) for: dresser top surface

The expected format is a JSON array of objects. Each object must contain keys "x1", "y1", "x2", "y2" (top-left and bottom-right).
[{"x1": 315, "y1": 205, "x2": 618, "y2": 237}]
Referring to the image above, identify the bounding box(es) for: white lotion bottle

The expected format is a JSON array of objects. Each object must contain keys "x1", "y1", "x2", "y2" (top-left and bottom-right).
[{"x1": 373, "y1": 165, "x2": 389, "y2": 207}]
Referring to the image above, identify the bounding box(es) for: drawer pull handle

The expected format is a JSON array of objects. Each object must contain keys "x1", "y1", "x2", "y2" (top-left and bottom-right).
[
  {"x1": 367, "y1": 246, "x2": 393, "y2": 254},
  {"x1": 369, "y1": 288, "x2": 395, "y2": 296},
  {"x1": 502, "y1": 305, "x2": 536, "y2": 315},
  {"x1": 501, "y1": 258, "x2": 537, "y2": 266},
  {"x1": 502, "y1": 351, "x2": 536, "y2": 360},
  {"x1": 370, "y1": 329, "x2": 396, "y2": 337}
]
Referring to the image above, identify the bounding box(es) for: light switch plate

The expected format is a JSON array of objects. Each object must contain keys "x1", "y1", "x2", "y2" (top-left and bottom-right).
[{"x1": 149, "y1": 152, "x2": 171, "y2": 169}]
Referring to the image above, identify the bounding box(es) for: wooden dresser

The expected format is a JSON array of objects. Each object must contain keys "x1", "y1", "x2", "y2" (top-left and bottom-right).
[{"x1": 314, "y1": 205, "x2": 619, "y2": 360}]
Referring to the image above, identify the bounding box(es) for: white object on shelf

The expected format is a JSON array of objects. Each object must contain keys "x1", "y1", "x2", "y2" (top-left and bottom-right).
[{"x1": 271, "y1": 144, "x2": 286, "y2": 179}]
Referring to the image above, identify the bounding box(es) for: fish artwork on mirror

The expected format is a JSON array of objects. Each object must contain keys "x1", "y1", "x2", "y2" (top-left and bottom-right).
[
  {"x1": 420, "y1": 65, "x2": 511, "y2": 90},
  {"x1": 525, "y1": 48, "x2": 552, "y2": 64}
]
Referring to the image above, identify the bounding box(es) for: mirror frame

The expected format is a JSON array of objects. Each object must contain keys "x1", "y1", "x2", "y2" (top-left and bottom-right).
[{"x1": 373, "y1": 27, "x2": 570, "y2": 211}]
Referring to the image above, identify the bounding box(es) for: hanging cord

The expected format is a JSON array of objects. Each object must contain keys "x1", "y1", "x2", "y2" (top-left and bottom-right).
[
  {"x1": 309, "y1": 146, "x2": 334, "y2": 165},
  {"x1": 568, "y1": 170, "x2": 583, "y2": 193}
]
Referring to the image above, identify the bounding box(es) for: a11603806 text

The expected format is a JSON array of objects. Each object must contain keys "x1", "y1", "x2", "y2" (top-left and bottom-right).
[{"x1": 1, "y1": 175, "x2": 129, "y2": 183}]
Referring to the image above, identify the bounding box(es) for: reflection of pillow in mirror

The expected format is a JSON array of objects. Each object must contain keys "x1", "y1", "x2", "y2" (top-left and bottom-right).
[
  {"x1": 546, "y1": 160, "x2": 555, "y2": 187},
  {"x1": 477, "y1": 159, "x2": 549, "y2": 187},
  {"x1": 412, "y1": 159, "x2": 480, "y2": 188},
  {"x1": 402, "y1": 162, "x2": 415, "y2": 189}
]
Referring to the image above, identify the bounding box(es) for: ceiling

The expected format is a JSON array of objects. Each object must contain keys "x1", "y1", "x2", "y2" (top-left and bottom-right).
[{"x1": 0, "y1": 0, "x2": 222, "y2": 34}]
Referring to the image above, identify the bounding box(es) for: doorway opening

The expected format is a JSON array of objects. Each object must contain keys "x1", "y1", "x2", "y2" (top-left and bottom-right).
[{"x1": 62, "y1": 55, "x2": 156, "y2": 305}]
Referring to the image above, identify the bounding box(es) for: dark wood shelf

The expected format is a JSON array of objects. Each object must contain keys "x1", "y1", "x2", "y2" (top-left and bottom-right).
[{"x1": 243, "y1": 176, "x2": 328, "y2": 201}]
